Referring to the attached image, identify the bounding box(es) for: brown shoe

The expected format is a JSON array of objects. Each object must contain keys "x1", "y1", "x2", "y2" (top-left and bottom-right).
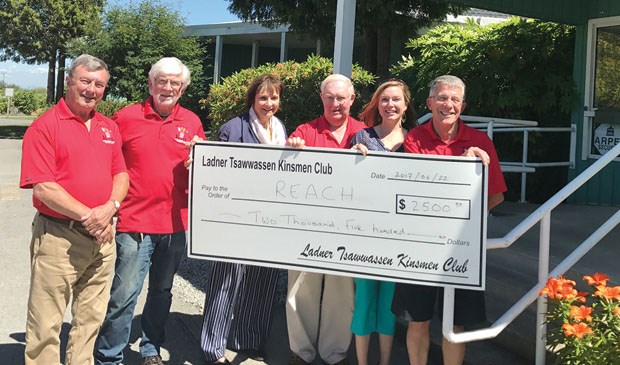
[
  {"x1": 142, "y1": 355, "x2": 164, "y2": 365},
  {"x1": 289, "y1": 353, "x2": 311, "y2": 365}
]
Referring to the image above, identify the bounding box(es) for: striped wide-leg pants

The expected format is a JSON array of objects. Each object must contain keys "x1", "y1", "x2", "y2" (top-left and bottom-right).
[{"x1": 200, "y1": 261, "x2": 279, "y2": 361}]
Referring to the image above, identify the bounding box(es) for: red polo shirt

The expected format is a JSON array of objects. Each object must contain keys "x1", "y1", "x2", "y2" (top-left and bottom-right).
[
  {"x1": 289, "y1": 115, "x2": 364, "y2": 148},
  {"x1": 114, "y1": 97, "x2": 206, "y2": 233},
  {"x1": 20, "y1": 98, "x2": 127, "y2": 219},
  {"x1": 404, "y1": 119, "x2": 507, "y2": 196}
]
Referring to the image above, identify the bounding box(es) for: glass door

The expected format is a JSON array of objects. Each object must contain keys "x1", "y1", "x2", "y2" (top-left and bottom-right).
[{"x1": 584, "y1": 17, "x2": 620, "y2": 159}]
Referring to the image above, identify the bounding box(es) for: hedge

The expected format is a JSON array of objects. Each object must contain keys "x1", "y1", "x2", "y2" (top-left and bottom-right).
[{"x1": 203, "y1": 55, "x2": 376, "y2": 137}]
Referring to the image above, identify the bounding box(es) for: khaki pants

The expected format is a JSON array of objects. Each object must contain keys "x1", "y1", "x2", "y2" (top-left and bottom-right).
[
  {"x1": 286, "y1": 270, "x2": 354, "y2": 364},
  {"x1": 25, "y1": 214, "x2": 115, "y2": 365}
]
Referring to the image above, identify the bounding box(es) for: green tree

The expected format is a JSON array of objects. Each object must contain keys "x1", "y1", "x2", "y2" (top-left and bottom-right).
[
  {"x1": 0, "y1": 0, "x2": 104, "y2": 103},
  {"x1": 392, "y1": 18, "x2": 576, "y2": 123},
  {"x1": 391, "y1": 18, "x2": 577, "y2": 202},
  {"x1": 226, "y1": 0, "x2": 467, "y2": 80},
  {"x1": 69, "y1": 0, "x2": 209, "y2": 118}
]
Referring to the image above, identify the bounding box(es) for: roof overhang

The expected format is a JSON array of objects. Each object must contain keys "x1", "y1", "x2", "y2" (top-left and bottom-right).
[
  {"x1": 184, "y1": 21, "x2": 321, "y2": 48},
  {"x1": 440, "y1": 0, "x2": 620, "y2": 25}
]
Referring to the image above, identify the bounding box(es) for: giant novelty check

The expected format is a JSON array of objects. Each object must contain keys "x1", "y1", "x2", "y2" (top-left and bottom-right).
[{"x1": 188, "y1": 142, "x2": 488, "y2": 290}]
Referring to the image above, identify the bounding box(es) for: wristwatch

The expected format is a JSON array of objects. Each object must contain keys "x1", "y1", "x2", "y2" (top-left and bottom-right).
[{"x1": 111, "y1": 199, "x2": 121, "y2": 211}]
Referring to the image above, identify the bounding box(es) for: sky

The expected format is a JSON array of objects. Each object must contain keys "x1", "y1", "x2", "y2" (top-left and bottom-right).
[{"x1": 0, "y1": 0, "x2": 240, "y2": 89}]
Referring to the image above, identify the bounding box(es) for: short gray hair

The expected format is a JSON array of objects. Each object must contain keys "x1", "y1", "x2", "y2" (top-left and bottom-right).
[
  {"x1": 320, "y1": 73, "x2": 354, "y2": 95},
  {"x1": 68, "y1": 54, "x2": 108, "y2": 77},
  {"x1": 148, "y1": 57, "x2": 191, "y2": 88},
  {"x1": 429, "y1": 75, "x2": 466, "y2": 100}
]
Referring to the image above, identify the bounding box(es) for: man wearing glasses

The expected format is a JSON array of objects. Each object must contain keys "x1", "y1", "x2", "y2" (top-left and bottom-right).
[
  {"x1": 392, "y1": 75, "x2": 506, "y2": 365},
  {"x1": 95, "y1": 57, "x2": 206, "y2": 365},
  {"x1": 285, "y1": 74, "x2": 365, "y2": 365}
]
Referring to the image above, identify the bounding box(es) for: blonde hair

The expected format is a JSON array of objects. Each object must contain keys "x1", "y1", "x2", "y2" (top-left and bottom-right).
[{"x1": 359, "y1": 79, "x2": 417, "y2": 129}]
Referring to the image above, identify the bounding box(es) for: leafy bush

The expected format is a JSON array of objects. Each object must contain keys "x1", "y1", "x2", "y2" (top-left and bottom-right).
[
  {"x1": 96, "y1": 98, "x2": 132, "y2": 117},
  {"x1": 392, "y1": 18, "x2": 577, "y2": 203},
  {"x1": 0, "y1": 97, "x2": 7, "y2": 114},
  {"x1": 203, "y1": 55, "x2": 376, "y2": 137},
  {"x1": 0, "y1": 87, "x2": 47, "y2": 115},
  {"x1": 13, "y1": 88, "x2": 47, "y2": 115},
  {"x1": 35, "y1": 104, "x2": 54, "y2": 117}
]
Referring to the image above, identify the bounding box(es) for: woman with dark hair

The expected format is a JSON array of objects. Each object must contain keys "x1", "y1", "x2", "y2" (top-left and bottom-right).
[
  {"x1": 199, "y1": 74, "x2": 286, "y2": 364},
  {"x1": 350, "y1": 79, "x2": 417, "y2": 365}
]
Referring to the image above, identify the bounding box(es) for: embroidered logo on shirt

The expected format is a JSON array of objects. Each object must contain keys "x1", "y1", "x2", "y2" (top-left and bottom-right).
[
  {"x1": 174, "y1": 126, "x2": 190, "y2": 143},
  {"x1": 101, "y1": 127, "x2": 116, "y2": 144}
]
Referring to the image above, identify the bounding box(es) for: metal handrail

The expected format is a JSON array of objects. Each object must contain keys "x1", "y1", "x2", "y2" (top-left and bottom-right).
[
  {"x1": 417, "y1": 113, "x2": 575, "y2": 202},
  {"x1": 440, "y1": 140, "x2": 620, "y2": 365},
  {"x1": 417, "y1": 113, "x2": 539, "y2": 127},
  {"x1": 501, "y1": 161, "x2": 573, "y2": 168}
]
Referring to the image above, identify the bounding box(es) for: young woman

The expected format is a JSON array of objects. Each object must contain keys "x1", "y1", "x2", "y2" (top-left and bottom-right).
[{"x1": 350, "y1": 79, "x2": 417, "y2": 365}]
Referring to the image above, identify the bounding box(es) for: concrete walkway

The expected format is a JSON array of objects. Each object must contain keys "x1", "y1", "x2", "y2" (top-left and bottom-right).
[
  {"x1": 0, "y1": 116, "x2": 33, "y2": 126},
  {"x1": 1, "y1": 137, "x2": 619, "y2": 365}
]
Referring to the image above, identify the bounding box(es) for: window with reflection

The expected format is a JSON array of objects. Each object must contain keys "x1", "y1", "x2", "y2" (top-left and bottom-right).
[{"x1": 591, "y1": 26, "x2": 620, "y2": 155}]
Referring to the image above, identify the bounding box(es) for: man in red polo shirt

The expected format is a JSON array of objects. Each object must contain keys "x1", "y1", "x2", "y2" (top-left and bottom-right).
[
  {"x1": 392, "y1": 75, "x2": 507, "y2": 365},
  {"x1": 20, "y1": 54, "x2": 129, "y2": 365},
  {"x1": 95, "y1": 57, "x2": 206, "y2": 365},
  {"x1": 286, "y1": 74, "x2": 365, "y2": 365}
]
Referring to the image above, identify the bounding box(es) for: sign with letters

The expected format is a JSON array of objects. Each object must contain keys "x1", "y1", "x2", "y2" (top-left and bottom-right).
[
  {"x1": 188, "y1": 142, "x2": 488, "y2": 290},
  {"x1": 592, "y1": 123, "x2": 620, "y2": 155}
]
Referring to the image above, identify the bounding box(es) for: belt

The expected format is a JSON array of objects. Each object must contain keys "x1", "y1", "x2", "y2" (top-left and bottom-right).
[{"x1": 39, "y1": 213, "x2": 87, "y2": 231}]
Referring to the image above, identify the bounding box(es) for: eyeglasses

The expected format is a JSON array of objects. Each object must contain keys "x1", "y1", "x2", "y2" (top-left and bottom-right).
[
  {"x1": 322, "y1": 95, "x2": 350, "y2": 104},
  {"x1": 156, "y1": 77, "x2": 182, "y2": 89},
  {"x1": 432, "y1": 95, "x2": 463, "y2": 105}
]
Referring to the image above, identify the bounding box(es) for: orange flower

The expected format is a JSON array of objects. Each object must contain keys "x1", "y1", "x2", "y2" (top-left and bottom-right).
[
  {"x1": 583, "y1": 272, "x2": 611, "y2": 286},
  {"x1": 569, "y1": 305, "x2": 593, "y2": 322},
  {"x1": 540, "y1": 278, "x2": 559, "y2": 297},
  {"x1": 556, "y1": 278, "x2": 578, "y2": 300},
  {"x1": 540, "y1": 276, "x2": 577, "y2": 300},
  {"x1": 575, "y1": 291, "x2": 589, "y2": 303},
  {"x1": 562, "y1": 322, "x2": 593, "y2": 339},
  {"x1": 556, "y1": 276, "x2": 577, "y2": 287},
  {"x1": 595, "y1": 285, "x2": 620, "y2": 301},
  {"x1": 614, "y1": 308, "x2": 620, "y2": 316}
]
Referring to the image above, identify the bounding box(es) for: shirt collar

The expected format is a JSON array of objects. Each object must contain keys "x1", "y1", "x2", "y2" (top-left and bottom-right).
[
  {"x1": 316, "y1": 115, "x2": 331, "y2": 134},
  {"x1": 56, "y1": 97, "x2": 97, "y2": 124},
  {"x1": 144, "y1": 96, "x2": 180, "y2": 121},
  {"x1": 424, "y1": 118, "x2": 471, "y2": 143},
  {"x1": 316, "y1": 115, "x2": 352, "y2": 135}
]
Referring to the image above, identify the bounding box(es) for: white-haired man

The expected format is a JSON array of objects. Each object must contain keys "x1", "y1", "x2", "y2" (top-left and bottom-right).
[
  {"x1": 286, "y1": 74, "x2": 364, "y2": 365},
  {"x1": 95, "y1": 57, "x2": 206, "y2": 365}
]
